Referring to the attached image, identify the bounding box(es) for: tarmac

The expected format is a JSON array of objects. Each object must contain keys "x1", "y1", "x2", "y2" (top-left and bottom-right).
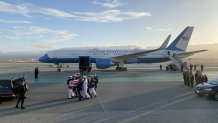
[{"x1": 1, "y1": 67, "x2": 218, "y2": 123}]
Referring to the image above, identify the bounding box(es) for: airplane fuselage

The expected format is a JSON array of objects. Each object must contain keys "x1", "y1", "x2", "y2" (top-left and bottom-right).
[{"x1": 39, "y1": 48, "x2": 183, "y2": 64}]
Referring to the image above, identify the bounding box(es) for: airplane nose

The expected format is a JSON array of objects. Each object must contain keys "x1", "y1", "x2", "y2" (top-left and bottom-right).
[{"x1": 39, "y1": 54, "x2": 49, "y2": 62}]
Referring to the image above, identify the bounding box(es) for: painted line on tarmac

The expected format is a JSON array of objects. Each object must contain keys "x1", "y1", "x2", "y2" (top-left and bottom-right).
[
  {"x1": 95, "y1": 91, "x2": 193, "y2": 123},
  {"x1": 120, "y1": 95, "x2": 195, "y2": 123}
]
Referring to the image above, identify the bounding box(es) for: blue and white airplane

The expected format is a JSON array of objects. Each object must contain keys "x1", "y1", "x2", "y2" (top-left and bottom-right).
[{"x1": 39, "y1": 26, "x2": 207, "y2": 71}]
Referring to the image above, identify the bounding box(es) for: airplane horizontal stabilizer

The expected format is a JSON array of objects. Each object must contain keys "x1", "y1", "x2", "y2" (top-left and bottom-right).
[{"x1": 178, "y1": 49, "x2": 208, "y2": 58}]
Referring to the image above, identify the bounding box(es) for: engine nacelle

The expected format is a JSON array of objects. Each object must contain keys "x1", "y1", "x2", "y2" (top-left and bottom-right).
[{"x1": 96, "y1": 59, "x2": 111, "y2": 69}]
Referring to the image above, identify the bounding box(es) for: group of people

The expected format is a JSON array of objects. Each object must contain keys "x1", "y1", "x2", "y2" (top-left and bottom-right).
[
  {"x1": 66, "y1": 73, "x2": 99, "y2": 101},
  {"x1": 183, "y1": 70, "x2": 208, "y2": 87},
  {"x1": 188, "y1": 64, "x2": 204, "y2": 72}
]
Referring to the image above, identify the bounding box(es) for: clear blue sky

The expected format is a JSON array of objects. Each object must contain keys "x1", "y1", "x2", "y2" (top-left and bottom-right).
[{"x1": 0, "y1": 0, "x2": 218, "y2": 52}]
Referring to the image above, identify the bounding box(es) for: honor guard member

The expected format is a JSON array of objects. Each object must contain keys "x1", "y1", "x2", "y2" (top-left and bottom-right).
[
  {"x1": 82, "y1": 76, "x2": 90, "y2": 99},
  {"x1": 189, "y1": 72, "x2": 194, "y2": 87},
  {"x1": 183, "y1": 71, "x2": 186, "y2": 85},
  {"x1": 186, "y1": 71, "x2": 190, "y2": 86},
  {"x1": 203, "y1": 74, "x2": 208, "y2": 83},
  {"x1": 67, "y1": 76, "x2": 73, "y2": 99},
  {"x1": 88, "y1": 76, "x2": 97, "y2": 98}
]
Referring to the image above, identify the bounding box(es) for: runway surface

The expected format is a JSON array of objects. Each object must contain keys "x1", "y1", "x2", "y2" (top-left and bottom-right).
[
  {"x1": 1, "y1": 64, "x2": 218, "y2": 123},
  {"x1": 1, "y1": 82, "x2": 218, "y2": 123}
]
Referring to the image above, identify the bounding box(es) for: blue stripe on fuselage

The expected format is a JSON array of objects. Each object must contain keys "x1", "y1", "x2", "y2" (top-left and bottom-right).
[{"x1": 40, "y1": 56, "x2": 170, "y2": 64}]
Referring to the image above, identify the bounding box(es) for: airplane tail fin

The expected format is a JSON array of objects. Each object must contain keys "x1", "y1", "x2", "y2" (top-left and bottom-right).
[
  {"x1": 166, "y1": 26, "x2": 194, "y2": 51},
  {"x1": 160, "y1": 34, "x2": 171, "y2": 49}
]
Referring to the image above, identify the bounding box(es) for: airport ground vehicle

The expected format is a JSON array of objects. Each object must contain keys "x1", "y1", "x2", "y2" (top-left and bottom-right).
[
  {"x1": 0, "y1": 78, "x2": 22, "y2": 103},
  {"x1": 166, "y1": 63, "x2": 179, "y2": 71},
  {"x1": 195, "y1": 78, "x2": 218, "y2": 101},
  {"x1": 79, "y1": 56, "x2": 92, "y2": 72}
]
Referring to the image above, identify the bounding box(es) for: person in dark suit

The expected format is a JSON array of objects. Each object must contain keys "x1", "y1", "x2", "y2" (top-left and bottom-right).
[
  {"x1": 34, "y1": 67, "x2": 39, "y2": 79},
  {"x1": 15, "y1": 80, "x2": 28, "y2": 109},
  {"x1": 94, "y1": 74, "x2": 99, "y2": 91}
]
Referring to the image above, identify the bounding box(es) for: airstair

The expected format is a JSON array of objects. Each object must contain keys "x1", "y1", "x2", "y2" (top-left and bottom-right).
[{"x1": 168, "y1": 53, "x2": 188, "y2": 71}]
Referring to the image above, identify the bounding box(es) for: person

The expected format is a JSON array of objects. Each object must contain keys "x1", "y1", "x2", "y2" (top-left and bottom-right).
[
  {"x1": 181, "y1": 64, "x2": 184, "y2": 72},
  {"x1": 34, "y1": 67, "x2": 39, "y2": 79},
  {"x1": 201, "y1": 64, "x2": 204, "y2": 72},
  {"x1": 194, "y1": 64, "x2": 197, "y2": 71},
  {"x1": 189, "y1": 64, "x2": 193, "y2": 71},
  {"x1": 89, "y1": 76, "x2": 97, "y2": 97},
  {"x1": 82, "y1": 76, "x2": 90, "y2": 99},
  {"x1": 15, "y1": 80, "x2": 28, "y2": 109},
  {"x1": 160, "y1": 65, "x2": 162, "y2": 70},
  {"x1": 186, "y1": 71, "x2": 190, "y2": 86},
  {"x1": 202, "y1": 74, "x2": 208, "y2": 83},
  {"x1": 166, "y1": 66, "x2": 168, "y2": 71},
  {"x1": 67, "y1": 76, "x2": 73, "y2": 99},
  {"x1": 94, "y1": 74, "x2": 99, "y2": 91},
  {"x1": 195, "y1": 70, "x2": 202, "y2": 85},
  {"x1": 183, "y1": 71, "x2": 186, "y2": 85},
  {"x1": 168, "y1": 51, "x2": 170, "y2": 56},
  {"x1": 77, "y1": 77, "x2": 84, "y2": 101},
  {"x1": 189, "y1": 72, "x2": 194, "y2": 87}
]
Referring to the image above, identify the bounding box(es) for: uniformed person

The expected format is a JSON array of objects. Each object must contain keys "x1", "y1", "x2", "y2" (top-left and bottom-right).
[
  {"x1": 88, "y1": 76, "x2": 97, "y2": 98},
  {"x1": 183, "y1": 71, "x2": 186, "y2": 85},
  {"x1": 181, "y1": 64, "x2": 184, "y2": 72},
  {"x1": 203, "y1": 74, "x2": 208, "y2": 83},
  {"x1": 189, "y1": 72, "x2": 194, "y2": 87},
  {"x1": 186, "y1": 71, "x2": 190, "y2": 86},
  {"x1": 67, "y1": 76, "x2": 73, "y2": 99},
  {"x1": 82, "y1": 76, "x2": 90, "y2": 99}
]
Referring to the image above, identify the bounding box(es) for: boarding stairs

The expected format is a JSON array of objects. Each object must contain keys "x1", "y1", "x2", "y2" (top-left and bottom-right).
[{"x1": 168, "y1": 53, "x2": 188, "y2": 71}]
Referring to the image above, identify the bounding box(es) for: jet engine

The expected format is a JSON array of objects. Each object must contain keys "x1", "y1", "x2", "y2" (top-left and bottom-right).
[{"x1": 96, "y1": 59, "x2": 111, "y2": 69}]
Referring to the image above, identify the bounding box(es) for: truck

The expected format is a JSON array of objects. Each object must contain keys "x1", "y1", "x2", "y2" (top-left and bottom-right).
[{"x1": 79, "y1": 56, "x2": 92, "y2": 72}]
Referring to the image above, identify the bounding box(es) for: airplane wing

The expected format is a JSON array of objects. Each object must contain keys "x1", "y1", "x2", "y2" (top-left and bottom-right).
[
  {"x1": 177, "y1": 50, "x2": 208, "y2": 58},
  {"x1": 112, "y1": 35, "x2": 171, "y2": 62}
]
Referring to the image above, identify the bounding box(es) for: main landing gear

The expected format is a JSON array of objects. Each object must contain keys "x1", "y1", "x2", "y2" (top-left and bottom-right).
[{"x1": 116, "y1": 67, "x2": 127, "y2": 71}]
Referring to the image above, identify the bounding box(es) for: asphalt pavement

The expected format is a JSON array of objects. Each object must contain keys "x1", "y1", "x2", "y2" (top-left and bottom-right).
[{"x1": 1, "y1": 80, "x2": 218, "y2": 123}]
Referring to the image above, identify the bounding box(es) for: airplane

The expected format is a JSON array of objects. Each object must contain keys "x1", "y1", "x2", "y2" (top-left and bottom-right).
[{"x1": 39, "y1": 26, "x2": 207, "y2": 72}]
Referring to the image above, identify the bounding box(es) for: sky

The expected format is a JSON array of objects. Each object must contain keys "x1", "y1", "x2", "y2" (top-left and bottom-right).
[{"x1": 0, "y1": 0, "x2": 218, "y2": 52}]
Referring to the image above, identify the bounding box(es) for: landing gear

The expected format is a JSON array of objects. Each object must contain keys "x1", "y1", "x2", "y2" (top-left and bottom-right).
[
  {"x1": 57, "y1": 64, "x2": 62, "y2": 72},
  {"x1": 57, "y1": 68, "x2": 62, "y2": 72},
  {"x1": 116, "y1": 67, "x2": 127, "y2": 71}
]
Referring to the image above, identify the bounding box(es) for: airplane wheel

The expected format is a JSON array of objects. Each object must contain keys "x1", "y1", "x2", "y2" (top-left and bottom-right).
[
  {"x1": 123, "y1": 67, "x2": 127, "y2": 71},
  {"x1": 116, "y1": 67, "x2": 119, "y2": 70},
  {"x1": 57, "y1": 68, "x2": 61, "y2": 72}
]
